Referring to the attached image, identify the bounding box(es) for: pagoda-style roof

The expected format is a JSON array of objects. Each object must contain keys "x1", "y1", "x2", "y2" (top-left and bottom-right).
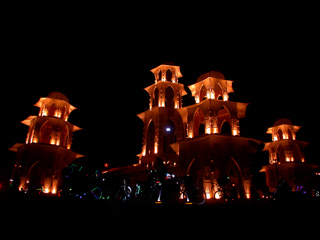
[
  {"x1": 34, "y1": 92, "x2": 77, "y2": 112},
  {"x1": 188, "y1": 71, "x2": 234, "y2": 97},
  {"x1": 150, "y1": 64, "x2": 183, "y2": 79}
]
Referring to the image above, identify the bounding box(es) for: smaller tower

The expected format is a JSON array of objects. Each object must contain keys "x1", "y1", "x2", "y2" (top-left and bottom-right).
[
  {"x1": 137, "y1": 63, "x2": 187, "y2": 174},
  {"x1": 9, "y1": 92, "x2": 83, "y2": 195},
  {"x1": 145, "y1": 63, "x2": 186, "y2": 109},
  {"x1": 260, "y1": 118, "x2": 318, "y2": 194}
]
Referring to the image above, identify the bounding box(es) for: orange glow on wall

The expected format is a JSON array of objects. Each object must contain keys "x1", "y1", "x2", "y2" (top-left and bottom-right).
[{"x1": 154, "y1": 143, "x2": 158, "y2": 154}]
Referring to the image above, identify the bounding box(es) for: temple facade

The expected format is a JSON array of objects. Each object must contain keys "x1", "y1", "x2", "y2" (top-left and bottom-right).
[
  {"x1": 260, "y1": 118, "x2": 318, "y2": 194},
  {"x1": 9, "y1": 92, "x2": 83, "y2": 194},
  {"x1": 137, "y1": 63, "x2": 262, "y2": 200}
]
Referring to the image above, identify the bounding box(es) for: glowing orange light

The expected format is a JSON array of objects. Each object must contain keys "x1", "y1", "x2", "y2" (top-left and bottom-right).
[{"x1": 154, "y1": 143, "x2": 158, "y2": 154}]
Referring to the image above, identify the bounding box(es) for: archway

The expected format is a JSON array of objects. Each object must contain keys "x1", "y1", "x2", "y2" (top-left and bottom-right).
[
  {"x1": 293, "y1": 143, "x2": 302, "y2": 162},
  {"x1": 146, "y1": 121, "x2": 155, "y2": 154},
  {"x1": 277, "y1": 129, "x2": 283, "y2": 140},
  {"x1": 288, "y1": 128, "x2": 294, "y2": 140},
  {"x1": 165, "y1": 86, "x2": 174, "y2": 108},
  {"x1": 220, "y1": 121, "x2": 231, "y2": 134},
  {"x1": 166, "y1": 69, "x2": 172, "y2": 82},
  {"x1": 39, "y1": 121, "x2": 52, "y2": 143},
  {"x1": 200, "y1": 85, "x2": 207, "y2": 102},
  {"x1": 193, "y1": 108, "x2": 205, "y2": 137},
  {"x1": 158, "y1": 70, "x2": 162, "y2": 81},
  {"x1": 276, "y1": 144, "x2": 285, "y2": 162},
  {"x1": 153, "y1": 87, "x2": 159, "y2": 107}
]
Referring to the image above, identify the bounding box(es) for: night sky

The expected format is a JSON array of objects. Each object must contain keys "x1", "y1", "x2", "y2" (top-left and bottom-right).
[{"x1": 1, "y1": 4, "x2": 319, "y2": 185}]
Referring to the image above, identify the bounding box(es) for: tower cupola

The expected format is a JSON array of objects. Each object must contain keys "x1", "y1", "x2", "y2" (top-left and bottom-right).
[
  {"x1": 144, "y1": 63, "x2": 187, "y2": 109},
  {"x1": 150, "y1": 63, "x2": 183, "y2": 83}
]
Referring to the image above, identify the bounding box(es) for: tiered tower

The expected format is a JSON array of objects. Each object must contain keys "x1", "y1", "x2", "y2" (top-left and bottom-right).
[
  {"x1": 9, "y1": 92, "x2": 83, "y2": 194},
  {"x1": 260, "y1": 118, "x2": 317, "y2": 193},
  {"x1": 170, "y1": 71, "x2": 261, "y2": 199},
  {"x1": 180, "y1": 71, "x2": 245, "y2": 138},
  {"x1": 137, "y1": 63, "x2": 187, "y2": 171}
]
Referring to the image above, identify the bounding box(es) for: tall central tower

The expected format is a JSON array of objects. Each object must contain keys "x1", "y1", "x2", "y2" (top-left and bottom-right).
[
  {"x1": 137, "y1": 63, "x2": 187, "y2": 171},
  {"x1": 9, "y1": 92, "x2": 83, "y2": 195}
]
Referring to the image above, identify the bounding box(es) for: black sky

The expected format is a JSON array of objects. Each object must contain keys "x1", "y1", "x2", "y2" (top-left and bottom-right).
[{"x1": 1, "y1": 4, "x2": 319, "y2": 183}]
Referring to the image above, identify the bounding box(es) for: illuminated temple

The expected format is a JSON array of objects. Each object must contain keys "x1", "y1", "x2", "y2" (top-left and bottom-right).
[
  {"x1": 8, "y1": 64, "x2": 319, "y2": 199},
  {"x1": 136, "y1": 63, "x2": 262, "y2": 199},
  {"x1": 134, "y1": 63, "x2": 320, "y2": 199},
  {"x1": 9, "y1": 92, "x2": 83, "y2": 194}
]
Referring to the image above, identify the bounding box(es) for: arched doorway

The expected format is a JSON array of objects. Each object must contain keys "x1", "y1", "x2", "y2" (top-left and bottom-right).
[
  {"x1": 146, "y1": 121, "x2": 155, "y2": 154},
  {"x1": 166, "y1": 69, "x2": 172, "y2": 82},
  {"x1": 165, "y1": 86, "x2": 174, "y2": 108},
  {"x1": 220, "y1": 121, "x2": 231, "y2": 134}
]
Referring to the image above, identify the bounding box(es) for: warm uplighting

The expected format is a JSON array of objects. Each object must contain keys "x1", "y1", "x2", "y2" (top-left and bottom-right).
[
  {"x1": 206, "y1": 192, "x2": 211, "y2": 199},
  {"x1": 41, "y1": 108, "x2": 48, "y2": 117},
  {"x1": 154, "y1": 143, "x2": 158, "y2": 154},
  {"x1": 54, "y1": 109, "x2": 62, "y2": 118},
  {"x1": 50, "y1": 138, "x2": 56, "y2": 145}
]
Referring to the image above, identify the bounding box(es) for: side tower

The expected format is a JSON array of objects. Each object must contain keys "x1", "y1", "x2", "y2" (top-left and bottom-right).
[
  {"x1": 182, "y1": 71, "x2": 242, "y2": 137},
  {"x1": 260, "y1": 118, "x2": 318, "y2": 194},
  {"x1": 170, "y1": 71, "x2": 261, "y2": 200},
  {"x1": 9, "y1": 92, "x2": 83, "y2": 195},
  {"x1": 137, "y1": 63, "x2": 187, "y2": 173}
]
